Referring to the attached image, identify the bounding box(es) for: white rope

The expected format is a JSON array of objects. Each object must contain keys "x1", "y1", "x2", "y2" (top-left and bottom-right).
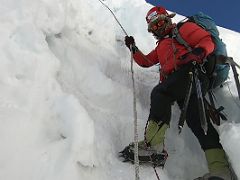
[
  {"x1": 130, "y1": 45, "x2": 140, "y2": 180},
  {"x1": 97, "y1": 0, "x2": 128, "y2": 36},
  {"x1": 96, "y1": 1, "x2": 140, "y2": 179}
]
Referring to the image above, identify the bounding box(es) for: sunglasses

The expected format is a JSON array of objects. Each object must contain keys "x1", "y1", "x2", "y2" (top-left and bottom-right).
[{"x1": 148, "y1": 14, "x2": 167, "y2": 32}]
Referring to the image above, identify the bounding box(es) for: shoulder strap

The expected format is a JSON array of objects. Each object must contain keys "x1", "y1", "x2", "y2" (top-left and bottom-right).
[{"x1": 171, "y1": 25, "x2": 192, "y2": 52}]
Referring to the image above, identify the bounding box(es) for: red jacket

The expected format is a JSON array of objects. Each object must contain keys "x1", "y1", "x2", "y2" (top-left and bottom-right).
[{"x1": 133, "y1": 22, "x2": 215, "y2": 80}]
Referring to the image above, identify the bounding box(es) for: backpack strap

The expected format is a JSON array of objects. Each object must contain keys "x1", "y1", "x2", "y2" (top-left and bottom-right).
[
  {"x1": 215, "y1": 55, "x2": 231, "y2": 65},
  {"x1": 171, "y1": 26, "x2": 192, "y2": 52}
]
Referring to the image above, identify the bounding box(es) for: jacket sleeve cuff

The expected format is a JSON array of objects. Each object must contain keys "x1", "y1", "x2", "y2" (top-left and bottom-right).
[{"x1": 131, "y1": 45, "x2": 139, "y2": 54}]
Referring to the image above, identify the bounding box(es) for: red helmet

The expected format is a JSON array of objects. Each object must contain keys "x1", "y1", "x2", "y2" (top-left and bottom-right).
[
  {"x1": 146, "y1": 6, "x2": 169, "y2": 24},
  {"x1": 146, "y1": 6, "x2": 175, "y2": 39}
]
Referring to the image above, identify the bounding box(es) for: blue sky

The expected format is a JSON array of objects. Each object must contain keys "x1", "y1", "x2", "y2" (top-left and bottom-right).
[{"x1": 146, "y1": 0, "x2": 240, "y2": 32}]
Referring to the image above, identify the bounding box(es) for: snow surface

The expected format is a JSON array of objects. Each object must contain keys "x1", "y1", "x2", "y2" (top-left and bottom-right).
[{"x1": 0, "y1": 0, "x2": 240, "y2": 180}]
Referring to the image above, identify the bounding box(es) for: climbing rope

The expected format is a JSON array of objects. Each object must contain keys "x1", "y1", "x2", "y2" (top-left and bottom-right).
[
  {"x1": 97, "y1": 1, "x2": 140, "y2": 179},
  {"x1": 130, "y1": 45, "x2": 140, "y2": 180},
  {"x1": 97, "y1": 1, "x2": 166, "y2": 180},
  {"x1": 97, "y1": 0, "x2": 128, "y2": 36}
]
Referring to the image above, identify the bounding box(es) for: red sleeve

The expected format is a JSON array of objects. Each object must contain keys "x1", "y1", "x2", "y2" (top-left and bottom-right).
[
  {"x1": 132, "y1": 49, "x2": 159, "y2": 67},
  {"x1": 179, "y1": 22, "x2": 215, "y2": 56}
]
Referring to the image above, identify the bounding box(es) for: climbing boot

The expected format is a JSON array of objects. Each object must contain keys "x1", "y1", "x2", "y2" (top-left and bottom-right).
[
  {"x1": 145, "y1": 120, "x2": 168, "y2": 151},
  {"x1": 119, "y1": 120, "x2": 169, "y2": 166},
  {"x1": 202, "y1": 148, "x2": 233, "y2": 180}
]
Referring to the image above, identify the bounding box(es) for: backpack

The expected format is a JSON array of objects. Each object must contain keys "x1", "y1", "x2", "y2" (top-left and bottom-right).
[{"x1": 174, "y1": 12, "x2": 230, "y2": 89}]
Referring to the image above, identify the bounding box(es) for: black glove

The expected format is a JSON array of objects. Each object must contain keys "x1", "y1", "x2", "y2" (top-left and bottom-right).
[
  {"x1": 125, "y1": 36, "x2": 135, "y2": 50},
  {"x1": 181, "y1": 47, "x2": 206, "y2": 64}
]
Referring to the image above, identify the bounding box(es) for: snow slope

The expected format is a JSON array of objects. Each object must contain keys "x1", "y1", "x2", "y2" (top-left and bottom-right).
[{"x1": 0, "y1": 0, "x2": 239, "y2": 180}]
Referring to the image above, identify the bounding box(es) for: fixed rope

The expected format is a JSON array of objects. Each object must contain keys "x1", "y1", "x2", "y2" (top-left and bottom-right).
[
  {"x1": 97, "y1": 1, "x2": 140, "y2": 179},
  {"x1": 130, "y1": 45, "x2": 140, "y2": 180},
  {"x1": 97, "y1": 0, "x2": 128, "y2": 36},
  {"x1": 97, "y1": 1, "x2": 165, "y2": 179}
]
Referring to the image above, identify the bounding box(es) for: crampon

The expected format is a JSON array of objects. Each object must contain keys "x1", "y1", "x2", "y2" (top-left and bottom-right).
[{"x1": 119, "y1": 143, "x2": 168, "y2": 167}]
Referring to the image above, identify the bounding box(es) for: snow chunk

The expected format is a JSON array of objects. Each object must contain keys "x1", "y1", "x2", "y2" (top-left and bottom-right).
[{"x1": 53, "y1": 94, "x2": 95, "y2": 167}]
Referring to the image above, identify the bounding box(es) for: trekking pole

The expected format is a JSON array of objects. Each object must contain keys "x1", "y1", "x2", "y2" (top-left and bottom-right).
[
  {"x1": 193, "y1": 64, "x2": 208, "y2": 135},
  {"x1": 178, "y1": 71, "x2": 194, "y2": 133}
]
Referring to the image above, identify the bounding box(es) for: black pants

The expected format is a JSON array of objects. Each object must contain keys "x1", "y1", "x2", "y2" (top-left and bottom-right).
[{"x1": 149, "y1": 64, "x2": 222, "y2": 150}]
